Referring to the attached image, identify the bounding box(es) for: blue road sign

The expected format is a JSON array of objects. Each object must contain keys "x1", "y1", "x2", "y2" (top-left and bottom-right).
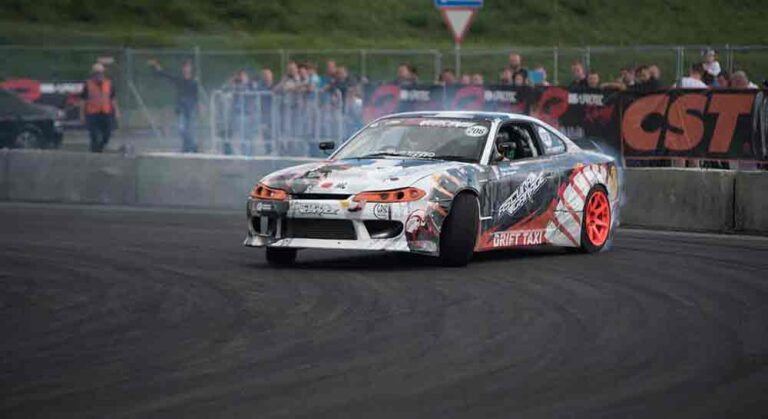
[{"x1": 434, "y1": 0, "x2": 483, "y2": 8}]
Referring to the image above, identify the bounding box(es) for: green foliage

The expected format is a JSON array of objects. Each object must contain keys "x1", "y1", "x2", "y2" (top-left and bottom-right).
[{"x1": 0, "y1": 0, "x2": 767, "y2": 47}]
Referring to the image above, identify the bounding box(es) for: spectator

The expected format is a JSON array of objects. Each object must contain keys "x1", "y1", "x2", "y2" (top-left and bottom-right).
[
  {"x1": 618, "y1": 66, "x2": 636, "y2": 88},
  {"x1": 320, "y1": 60, "x2": 337, "y2": 88},
  {"x1": 274, "y1": 61, "x2": 302, "y2": 93},
  {"x1": 633, "y1": 65, "x2": 662, "y2": 91},
  {"x1": 648, "y1": 64, "x2": 662, "y2": 86},
  {"x1": 702, "y1": 49, "x2": 722, "y2": 77},
  {"x1": 148, "y1": 59, "x2": 200, "y2": 153},
  {"x1": 459, "y1": 74, "x2": 471, "y2": 85},
  {"x1": 499, "y1": 68, "x2": 513, "y2": 85},
  {"x1": 702, "y1": 71, "x2": 716, "y2": 86},
  {"x1": 513, "y1": 70, "x2": 530, "y2": 87},
  {"x1": 470, "y1": 73, "x2": 484, "y2": 86},
  {"x1": 675, "y1": 63, "x2": 708, "y2": 88},
  {"x1": 569, "y1": 61, "x2": 588, "y2": 88},
  {"x1": 438, "y1": 69, "x2": 456, "y2": 85},
  {"x1": 716, "y1": 71, "x2": 731, "y2": 88},
  {"x1": 396, "y1": 63, "x2": 416, "y2": 86},
  {"x1": 299, "y1": 63, "x2": 320, "y2": 93},
  {"x1": 508, "y1": 53, "x2": 525, "y2": 74},
  {"x1": 330, "y1": 66, "x2": 353, "y2": 110},
  {"x1": 530, "y1": 66, "x2": 551, "y2": 86},
  {"x1": 587, "y1": 71, "x2": 601, "y2": 89},
  {"x1": 225, "y1": 69, "x2": 257, "y2": 155},
  {"x1": 80, "y1": 62, "x2": 119, "y2": 153},
  {"x1": 258, "y1": 68, "x2": 274, "y2": 91},
  {"x1": 731, "y1": 70, "x2": 759, "y2": 89}
]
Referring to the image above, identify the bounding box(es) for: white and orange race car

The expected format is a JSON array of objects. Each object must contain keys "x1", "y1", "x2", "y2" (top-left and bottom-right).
[{"x1": 245, "y1": 111, "x2": 621, "y2": 266}]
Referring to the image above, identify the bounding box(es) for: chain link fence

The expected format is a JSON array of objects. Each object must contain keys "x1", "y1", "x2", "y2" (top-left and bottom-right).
[{"x1": 2, "y1": 44, "x2": 768, "y2": 155}]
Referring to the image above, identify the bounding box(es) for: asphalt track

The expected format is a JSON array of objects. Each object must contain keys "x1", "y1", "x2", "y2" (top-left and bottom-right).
[{"x1": 1, "y1": 203, "x2": 768, "y2": 419}]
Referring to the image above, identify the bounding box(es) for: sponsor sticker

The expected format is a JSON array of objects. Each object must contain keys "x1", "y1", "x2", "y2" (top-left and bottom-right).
[
  {"x1": 492, "y1": 230, "x2": 544, "y2": 247},
  {"x1": 465, "y1": 125, "x2": 489, "y2": 137},
  {"x1": 417, "y1": 119, "x2": 475, "y2": 128},
  {"x1": 498, "y1": 172, "x2": 547, "y2": 217},
  {"x1": 373, "y1": 203, "x2": 390, "y2": 220},
  {"x1": 293, "y1": 202, "x2": 339, "y2": 216},
  {"x1": 252, "y1": 201, "x2": 273, "y2": 213}
]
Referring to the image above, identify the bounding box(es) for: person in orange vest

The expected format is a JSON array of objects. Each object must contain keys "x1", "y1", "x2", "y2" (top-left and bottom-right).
[{"x1": 80, "y1": 63, "x2": 119, "y2": 152}]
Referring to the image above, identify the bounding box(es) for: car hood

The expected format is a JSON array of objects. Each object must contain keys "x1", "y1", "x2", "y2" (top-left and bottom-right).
[{"x1": 260, "y1": 158, "x2": 471, "y2": 195}]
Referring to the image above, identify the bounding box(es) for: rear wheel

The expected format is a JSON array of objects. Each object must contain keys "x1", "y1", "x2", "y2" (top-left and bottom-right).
[
  {"x1": 266, "y1": 247, "x2": 297, "y2": 266},
  {"x1": 580, "y1": 186, "x2": 612, "y2": 253},
  {"x1": 438, "y1": 193, "x2": 479, "y2": 267}
]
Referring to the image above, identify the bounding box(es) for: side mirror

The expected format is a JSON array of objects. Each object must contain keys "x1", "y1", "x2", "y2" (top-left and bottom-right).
[{"x1": 318, "y1": 141, "x2": 335, "y2": 154}]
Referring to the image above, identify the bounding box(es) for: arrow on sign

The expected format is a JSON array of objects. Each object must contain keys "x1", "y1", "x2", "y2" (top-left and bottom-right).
[{"x1": 440, "y1": 8, "x2": 476, "y2": 44}]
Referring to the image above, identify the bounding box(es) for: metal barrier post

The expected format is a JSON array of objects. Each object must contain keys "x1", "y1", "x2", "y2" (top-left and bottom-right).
[
  {"x1": 360, "y1": 49, "x2": 367, "y2": 80},
  {"x1": 553, "y1": 46, "x2": 559, "y2": 85}
]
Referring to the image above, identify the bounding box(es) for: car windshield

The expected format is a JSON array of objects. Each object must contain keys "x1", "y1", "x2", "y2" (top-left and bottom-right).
[{"x1": 332, "y1": 117, "x2": 491, "y2": 163}]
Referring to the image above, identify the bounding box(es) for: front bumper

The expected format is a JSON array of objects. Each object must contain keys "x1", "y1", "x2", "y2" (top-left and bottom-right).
[{"x1": 243, "y1": 197, "x2": 438, "y2": 254}]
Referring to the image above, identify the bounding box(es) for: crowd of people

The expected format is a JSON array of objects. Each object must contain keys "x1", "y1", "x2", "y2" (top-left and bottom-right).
[{"x1": 78, "y1": 48, "x2": 764, "y2": 155}]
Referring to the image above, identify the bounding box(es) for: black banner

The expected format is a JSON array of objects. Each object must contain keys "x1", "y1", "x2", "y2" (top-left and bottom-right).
[{"x1": 362, "y1": 83, "x2": 768, "y2": 162}]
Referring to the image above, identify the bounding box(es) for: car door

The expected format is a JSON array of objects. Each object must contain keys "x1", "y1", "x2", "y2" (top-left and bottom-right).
[{"x1": 478, "y1": 121, "x2": 560, "y2": 249}]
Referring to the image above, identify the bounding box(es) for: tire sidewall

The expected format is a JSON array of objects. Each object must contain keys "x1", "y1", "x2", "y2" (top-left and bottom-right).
[
  {"x1": 580, "y1": 186, "x2": 611, "y2": 253},
  {"x1": 438, "y1": 193, "x2": 479, "y2": 267}
]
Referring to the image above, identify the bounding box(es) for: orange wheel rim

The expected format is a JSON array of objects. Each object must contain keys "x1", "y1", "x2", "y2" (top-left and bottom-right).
[{"x1": 586, "y1": 191, "x2": 611, "y2": 246}]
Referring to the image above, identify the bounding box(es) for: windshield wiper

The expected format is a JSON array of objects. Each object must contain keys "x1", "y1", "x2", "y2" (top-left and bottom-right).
[
  {"x1": 429, "y1": 155, "x2": 476, "y2": 163},
  {"x1": 356, "y1": 151, "x2": 431, "y2": 159}
]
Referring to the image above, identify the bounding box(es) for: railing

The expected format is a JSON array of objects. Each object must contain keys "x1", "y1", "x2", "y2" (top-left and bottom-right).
[{"x1": 209, "y1": 89, "x2": 353, "y2": 156}]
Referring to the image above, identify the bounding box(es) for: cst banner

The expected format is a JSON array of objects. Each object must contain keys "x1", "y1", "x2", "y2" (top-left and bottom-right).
[
  {"x1": 620, "y1": 89, "x2": 767, "y2": 161},
  {"x1": 362, "y1": 84, "x2": 768, "y2": 162}
]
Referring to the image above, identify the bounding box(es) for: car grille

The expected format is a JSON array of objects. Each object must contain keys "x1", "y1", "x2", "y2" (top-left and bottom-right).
[{"x1": 285, "y1": 219, "x2": 356, "y2": 240}]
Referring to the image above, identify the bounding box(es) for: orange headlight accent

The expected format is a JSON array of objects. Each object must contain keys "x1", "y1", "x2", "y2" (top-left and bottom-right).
[
  {"x1": 249, "y1": 183, "x2": 288, "y2": 201},
  {"x1": 352, "y1": 187, "x2": 426, "y2": 203}
]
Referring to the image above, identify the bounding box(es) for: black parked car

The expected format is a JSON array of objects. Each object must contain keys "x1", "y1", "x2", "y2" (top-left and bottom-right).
[{"x1": 0, "y1": 88, "x2": 63, "y2": 149}]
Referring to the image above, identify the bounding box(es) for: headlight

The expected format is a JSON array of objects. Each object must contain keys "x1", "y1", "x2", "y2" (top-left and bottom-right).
[
  {"x1": 249, "y1": 183, "x2": 288, "y2": 201},
  {"x1": 352, "y1": 187, "x2": 426, "y2": 203}
]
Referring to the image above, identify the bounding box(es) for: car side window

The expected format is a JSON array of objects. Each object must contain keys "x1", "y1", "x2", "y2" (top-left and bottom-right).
[
  {"x1": 537, "y1": 126, "x2": 566, "y2": 155},
  {"x1": 492, "y1": 123, "x2": 541, "y2": 163}
]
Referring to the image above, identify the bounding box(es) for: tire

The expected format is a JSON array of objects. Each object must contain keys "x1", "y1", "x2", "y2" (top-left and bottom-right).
[
  {"x1": 579, "y1": 186, "x2": 612, "y2": 253},
  {"x1": 14, "y1": 126, "x2": 42, "y2": 149},
  {"x1": 265, "y1": 247, "x2": 297, "y2": 266},
  {"x1": 438, "y1": 193, "x2": 479, "y2": 267}
]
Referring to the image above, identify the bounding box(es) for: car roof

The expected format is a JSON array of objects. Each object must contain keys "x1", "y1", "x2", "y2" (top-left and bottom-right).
[{"x1": 379, "y1": 110, "x2": 536, "y2": 123}]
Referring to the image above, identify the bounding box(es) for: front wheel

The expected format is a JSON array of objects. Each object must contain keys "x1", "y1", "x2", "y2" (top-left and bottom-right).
[
  {"x1": 579, "y1": 186, "x2": 612, "y2": 253},
  {"x1": 14, "y1": 126, "x2": 42, "y2": 149},
  {"x1": 266, "y1": 247, "x2": 297, "y2": 266},
  {"x1": 438, "y1": 193, "x2": 479, "y2": 267}
]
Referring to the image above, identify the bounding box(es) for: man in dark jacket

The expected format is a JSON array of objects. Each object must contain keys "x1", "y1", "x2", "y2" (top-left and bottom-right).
[{"x1": 148, "y1": 59, "x2": 201, "y2": 152}]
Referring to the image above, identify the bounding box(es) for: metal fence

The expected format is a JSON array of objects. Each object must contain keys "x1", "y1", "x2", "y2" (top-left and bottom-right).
[{"x1": 2, "y1": 44, "x2": 768, "y2": 155}]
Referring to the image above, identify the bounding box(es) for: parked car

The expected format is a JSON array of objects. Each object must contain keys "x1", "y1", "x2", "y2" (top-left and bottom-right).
[
  {"x1": 0, "y1": 88, "x2": 64, "y2": 149},
  {"x1": 245, "y1": 111, "x2": 621, "y2": 267}
]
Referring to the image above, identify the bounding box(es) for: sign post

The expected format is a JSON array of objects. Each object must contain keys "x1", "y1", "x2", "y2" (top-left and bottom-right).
[{"x1": 434, "y1": 0, "x2": 482, "y2": 77}]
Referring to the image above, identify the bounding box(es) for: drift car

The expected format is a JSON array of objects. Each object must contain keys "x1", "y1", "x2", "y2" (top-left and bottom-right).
[{"x1": 245, "y1": 111, "x2": 620, "y2": 266}]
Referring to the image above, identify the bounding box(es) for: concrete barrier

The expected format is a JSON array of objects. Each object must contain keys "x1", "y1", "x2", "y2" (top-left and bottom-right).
[
  {"x1": 5, "y1": 150, "x2": 137, "y2": 205},
  {"x1": 1, "y1": 150, "x2": 766, "y2": 235},
  {"x1": 135, "y1": 153, "x2": 314, "y2": 209},
  {"x1": 622, "y1": 168, "x2": 736, "y2": 233},
  {"x1": 735, "y1": 171, "x2": 768, "y2": 234}
]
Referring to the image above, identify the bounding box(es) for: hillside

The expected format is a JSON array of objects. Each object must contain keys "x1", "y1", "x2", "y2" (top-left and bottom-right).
[{"x1": 1, "y1": 0, "x2": 767, "y2": 48}]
